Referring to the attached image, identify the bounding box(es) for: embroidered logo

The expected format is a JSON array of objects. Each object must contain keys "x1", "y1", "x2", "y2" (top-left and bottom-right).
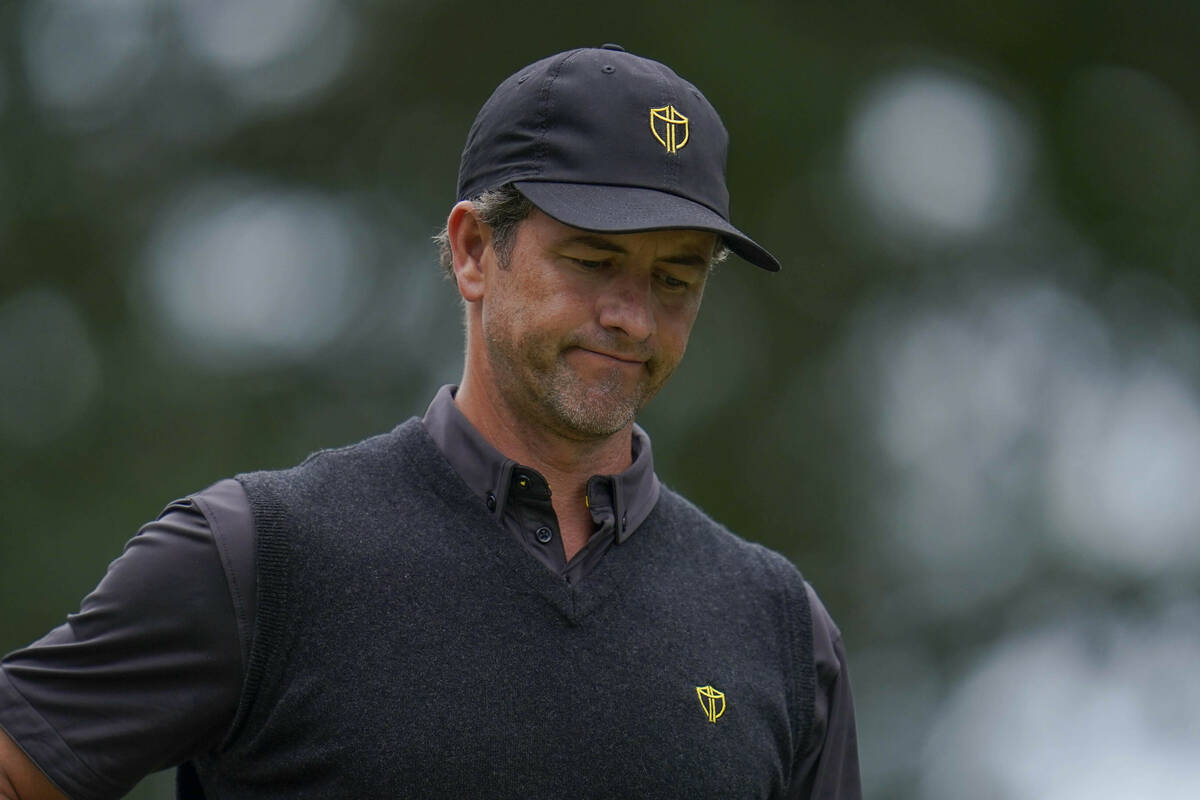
[
  {"x1": 650, "y1": 105, "x2": 689, "y2": 154},
  {"x1": 695, "y1": 685, "x2": 726, "y2": 723}
]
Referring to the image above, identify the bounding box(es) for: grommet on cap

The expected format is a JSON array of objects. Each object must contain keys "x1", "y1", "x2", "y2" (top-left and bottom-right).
[{"x1": 599, "y1": 43, "x2": 625, "y2": 51}]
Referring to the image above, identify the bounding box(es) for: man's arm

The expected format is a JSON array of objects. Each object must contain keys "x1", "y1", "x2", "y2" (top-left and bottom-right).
[
  {"x1": 0, "y1": 481, "x2": 253, "y2": 799},
  {"x1": 791, "y1": 583, "x2": 862, "y2": 799},
  {"x1": 0, "y1": 727, "x2": 66, "y2": 800}
]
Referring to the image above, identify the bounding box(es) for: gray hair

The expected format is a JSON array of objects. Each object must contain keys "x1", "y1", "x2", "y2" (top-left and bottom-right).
[{"x1": 434, "y1": 184, "x2": 534, "y2": 276}]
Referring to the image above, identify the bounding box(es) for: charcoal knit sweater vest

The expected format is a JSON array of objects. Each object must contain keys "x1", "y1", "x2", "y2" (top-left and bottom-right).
[{"x1": 190, "y1": 419, "x2": 816, "y2": 799}]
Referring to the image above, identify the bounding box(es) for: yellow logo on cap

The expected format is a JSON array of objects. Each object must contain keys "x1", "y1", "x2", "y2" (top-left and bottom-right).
[
  {"x1": 650, "y1": 105, "x2": 689, "y2": 154},
  {"x1": 695, "y1": 685, "x2": 725, "y2": 723}
]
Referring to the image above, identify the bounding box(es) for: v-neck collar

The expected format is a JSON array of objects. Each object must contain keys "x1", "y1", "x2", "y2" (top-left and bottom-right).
[
  {"x1": 403, "y1": 417, "x2": 654, "y2": 626},
  {"x1": 421, "y1": 385, "x2": 661, "y2": 545}
]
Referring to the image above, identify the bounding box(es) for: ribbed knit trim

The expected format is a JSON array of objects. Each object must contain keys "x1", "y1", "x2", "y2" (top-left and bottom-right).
[
  {"x1": 784, "y1": 566, "x2": 817, "y2": 759},
  {"x1": 224, "y1": 476, "x2": 291, "y2": 751}
]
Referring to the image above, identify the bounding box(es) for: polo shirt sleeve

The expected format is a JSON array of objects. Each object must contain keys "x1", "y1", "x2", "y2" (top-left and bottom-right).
[
  {"x1": 789, "y1": 582, "x2": 862, "y2": 799},
  {"x1": 0, "y1": 480, "x2": 253, "y2": 800}
]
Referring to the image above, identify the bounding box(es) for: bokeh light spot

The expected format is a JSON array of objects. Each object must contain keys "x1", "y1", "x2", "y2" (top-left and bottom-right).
[
  {"x1": 838, "y1": 275, "x2": 1200, "y2": 607},
  {"x1": 141, "y1": 180, "x2": 372, "y2": 370},
  {"x1": 921, "y1": 611, "x2": 1200, "y2": 799},
  {"x1": 1048, "y1": 365, "x2": 1200, "y2": 575},
  {"x1": 21, "y1": 0, "x2": 159, "y2": 129},
  {"x1": 176, "y1": 0, "x2": 354, "y2": 107},
  {"x1": 846, "y1": 68, "x2": 1032, "y2": 243}
]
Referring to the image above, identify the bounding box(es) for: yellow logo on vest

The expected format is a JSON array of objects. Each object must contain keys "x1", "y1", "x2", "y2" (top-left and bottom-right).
[
  {"x1": 650, "y1": 105, "x2": 689, "y2": 154},
  {"x1": 695, "y1": 685, "x2": 726, "y2": 723}
]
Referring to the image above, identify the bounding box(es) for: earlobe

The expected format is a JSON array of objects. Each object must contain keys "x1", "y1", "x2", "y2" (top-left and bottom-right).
[{"x1": 447, "y1": 201, "x2": 490, "y2": 303}]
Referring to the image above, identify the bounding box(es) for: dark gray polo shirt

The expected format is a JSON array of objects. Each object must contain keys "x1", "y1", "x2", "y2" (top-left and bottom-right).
[{"x1": 0, "y1": 386, "x2": 859, "y2": 798}]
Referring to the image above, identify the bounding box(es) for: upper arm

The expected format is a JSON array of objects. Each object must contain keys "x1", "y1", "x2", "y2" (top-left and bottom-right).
[
  {"x1": 0, "y1": 726, "x2": 66, "y2": 800},
  {"x1": 788, "y1": 582, "x2": 862, "y2": 799},
  {"x1": 0, "y1": 484, "x2": 252, "y2": 799}
]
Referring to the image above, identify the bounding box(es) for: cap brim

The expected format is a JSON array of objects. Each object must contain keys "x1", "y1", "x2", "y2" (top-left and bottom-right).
[{"x1": 513, "y1": 181, "x2": 780, "y2": 272}]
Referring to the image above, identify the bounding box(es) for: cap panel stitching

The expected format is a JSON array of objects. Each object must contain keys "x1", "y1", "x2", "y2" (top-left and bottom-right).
[{"x1": 534, "y1": 49, "x2": 585, "y2": 182}]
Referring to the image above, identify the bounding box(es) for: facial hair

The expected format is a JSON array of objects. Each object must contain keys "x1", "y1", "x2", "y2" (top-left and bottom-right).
[{"x1": 484, "y1": 318, "x2": 676, "y2": 441}]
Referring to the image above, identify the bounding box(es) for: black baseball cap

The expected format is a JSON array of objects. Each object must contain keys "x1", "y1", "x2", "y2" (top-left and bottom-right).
[{"x1": 456, "y1": 45, "x2": 780, "y2": 272}]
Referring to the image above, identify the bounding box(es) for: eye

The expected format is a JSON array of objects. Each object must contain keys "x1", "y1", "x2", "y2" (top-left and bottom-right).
[
  {"x1": 571, "y1": 257, "x2": 609, "y2": 270},
  {"x1": 656, "y1": 271, "x2": 692, "y2": 291}
]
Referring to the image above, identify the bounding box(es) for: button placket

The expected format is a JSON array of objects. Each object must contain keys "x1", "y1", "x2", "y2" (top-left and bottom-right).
[{"x1": 509, "y1": 466, "x2": 562, "y2": 559}]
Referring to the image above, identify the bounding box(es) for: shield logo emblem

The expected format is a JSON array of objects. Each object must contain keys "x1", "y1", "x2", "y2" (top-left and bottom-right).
[
  {"x1": 695, "y1": 685, "x2": 726, "y2": 723},
  {"x1": 650, "y1": 105, "x2": 689, "y2": 154}
]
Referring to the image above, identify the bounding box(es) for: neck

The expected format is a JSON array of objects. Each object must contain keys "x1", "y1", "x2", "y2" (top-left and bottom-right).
[{"x1": 455, "y1": 365, "x2": 632, "y2": 561}]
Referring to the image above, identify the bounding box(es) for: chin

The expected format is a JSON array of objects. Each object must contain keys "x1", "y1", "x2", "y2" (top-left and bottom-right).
[{"x1": 544, "y1": 380, "x2": 653, "y2": 439}]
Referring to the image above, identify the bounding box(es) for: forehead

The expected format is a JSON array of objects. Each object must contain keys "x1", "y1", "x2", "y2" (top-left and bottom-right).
[{"x1": 518, "y1": 208, "x2": 718, "y2": 256}]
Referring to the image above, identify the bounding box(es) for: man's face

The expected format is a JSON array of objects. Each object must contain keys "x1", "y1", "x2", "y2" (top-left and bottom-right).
[{"x1": 480, "y1": 208, "x2": 714, "y2": 441}]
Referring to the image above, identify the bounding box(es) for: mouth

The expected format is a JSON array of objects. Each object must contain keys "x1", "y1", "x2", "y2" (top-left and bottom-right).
[{"x1": 572, "y1": 347, "x2": 649, "y2": 368}]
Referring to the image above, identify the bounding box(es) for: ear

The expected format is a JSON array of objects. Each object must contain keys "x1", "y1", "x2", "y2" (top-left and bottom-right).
[{"x1": 446, "y1": 201, "x2": 491, "y2": 303}]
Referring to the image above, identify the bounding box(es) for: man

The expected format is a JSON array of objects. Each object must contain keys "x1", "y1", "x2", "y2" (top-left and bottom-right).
[{"x1": 0, "y1": 45, "x2": 860, "y2": 799}]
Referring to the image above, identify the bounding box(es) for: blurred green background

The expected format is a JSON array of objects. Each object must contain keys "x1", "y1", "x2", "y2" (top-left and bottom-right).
[{"x1": 3, "y1": 1, "x2": 1200, "y2": 798}]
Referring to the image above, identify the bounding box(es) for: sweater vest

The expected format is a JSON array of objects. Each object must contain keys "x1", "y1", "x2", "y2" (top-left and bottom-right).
[{"x1": 188, "y1": 419, "x2": 815, "y2": 798}]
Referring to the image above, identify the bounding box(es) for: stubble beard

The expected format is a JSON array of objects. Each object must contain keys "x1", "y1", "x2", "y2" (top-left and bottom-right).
[{"x1": 486, "y1": 326, "x2": 673, "y2": 441}]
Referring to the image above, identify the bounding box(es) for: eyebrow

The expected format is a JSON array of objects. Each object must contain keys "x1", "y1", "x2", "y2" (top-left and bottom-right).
[{"x1": 561, "y1": 234, "x2": 711, "y2": 269}]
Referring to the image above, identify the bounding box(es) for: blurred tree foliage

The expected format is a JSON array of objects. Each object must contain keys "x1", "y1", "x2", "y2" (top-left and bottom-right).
[{"x1": 2, "y1": 1, "x2": 1199, "y2": 797}]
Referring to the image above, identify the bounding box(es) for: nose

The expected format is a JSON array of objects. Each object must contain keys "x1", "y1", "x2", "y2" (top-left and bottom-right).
[{"x1": 596, "y1": 273, "x2": 654, "y2": 342}]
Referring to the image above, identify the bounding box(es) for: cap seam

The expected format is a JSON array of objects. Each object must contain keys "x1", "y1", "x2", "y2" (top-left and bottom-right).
[{"x1": 534, "y1": 50, "x2": 586, "y2": 182}]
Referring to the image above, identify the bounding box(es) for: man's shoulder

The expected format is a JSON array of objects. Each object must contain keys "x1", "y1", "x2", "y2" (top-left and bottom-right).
[
  {"x1": 249, "y1": 418, "x2": 425, "y2": 476},
  {"x1": 650, "y1": 483, "x2": 807, "y2": 586},
  {"x1": 645, "y1": 484, "x2": 817, "y2": 686},
  {"x1": 236, "y1": 417, "x2": 433, "y2": 497}
]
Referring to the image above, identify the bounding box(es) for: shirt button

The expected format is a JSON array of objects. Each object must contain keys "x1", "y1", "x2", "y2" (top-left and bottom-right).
[
  {"x1": 486, "y1": 493, "x2": 497, "y2": 512},
  {"x1": 535, "y1": 526, "x2": 553, "y2": 543}
]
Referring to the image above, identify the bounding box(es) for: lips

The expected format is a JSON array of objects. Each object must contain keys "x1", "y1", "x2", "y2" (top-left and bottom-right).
[
  {"x1": 575, "y1": 345, "x2": 648, "y2": 363},
  {"x1": 586, "y1": 349, "x2": 645, "y2": 364}
]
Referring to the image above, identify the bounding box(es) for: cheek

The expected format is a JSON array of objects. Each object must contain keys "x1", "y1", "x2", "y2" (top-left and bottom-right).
[
  {"x1": 657, "y1": 303, "x2": 702, "y2": 362},
  {"x1": 479, "y1": 286, "x2": 515, "y2": 341},
  {"x1": 484, "y1": 278, "x2": 576, "y2": 352},
  {"x1": 518, "y1": 283, "x2": 597, "y2": 342}
]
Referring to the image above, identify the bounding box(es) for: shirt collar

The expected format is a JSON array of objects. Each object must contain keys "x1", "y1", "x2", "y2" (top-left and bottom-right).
[{"x1": 421, "y1": 384, "x2": 659, "y2": 543}]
